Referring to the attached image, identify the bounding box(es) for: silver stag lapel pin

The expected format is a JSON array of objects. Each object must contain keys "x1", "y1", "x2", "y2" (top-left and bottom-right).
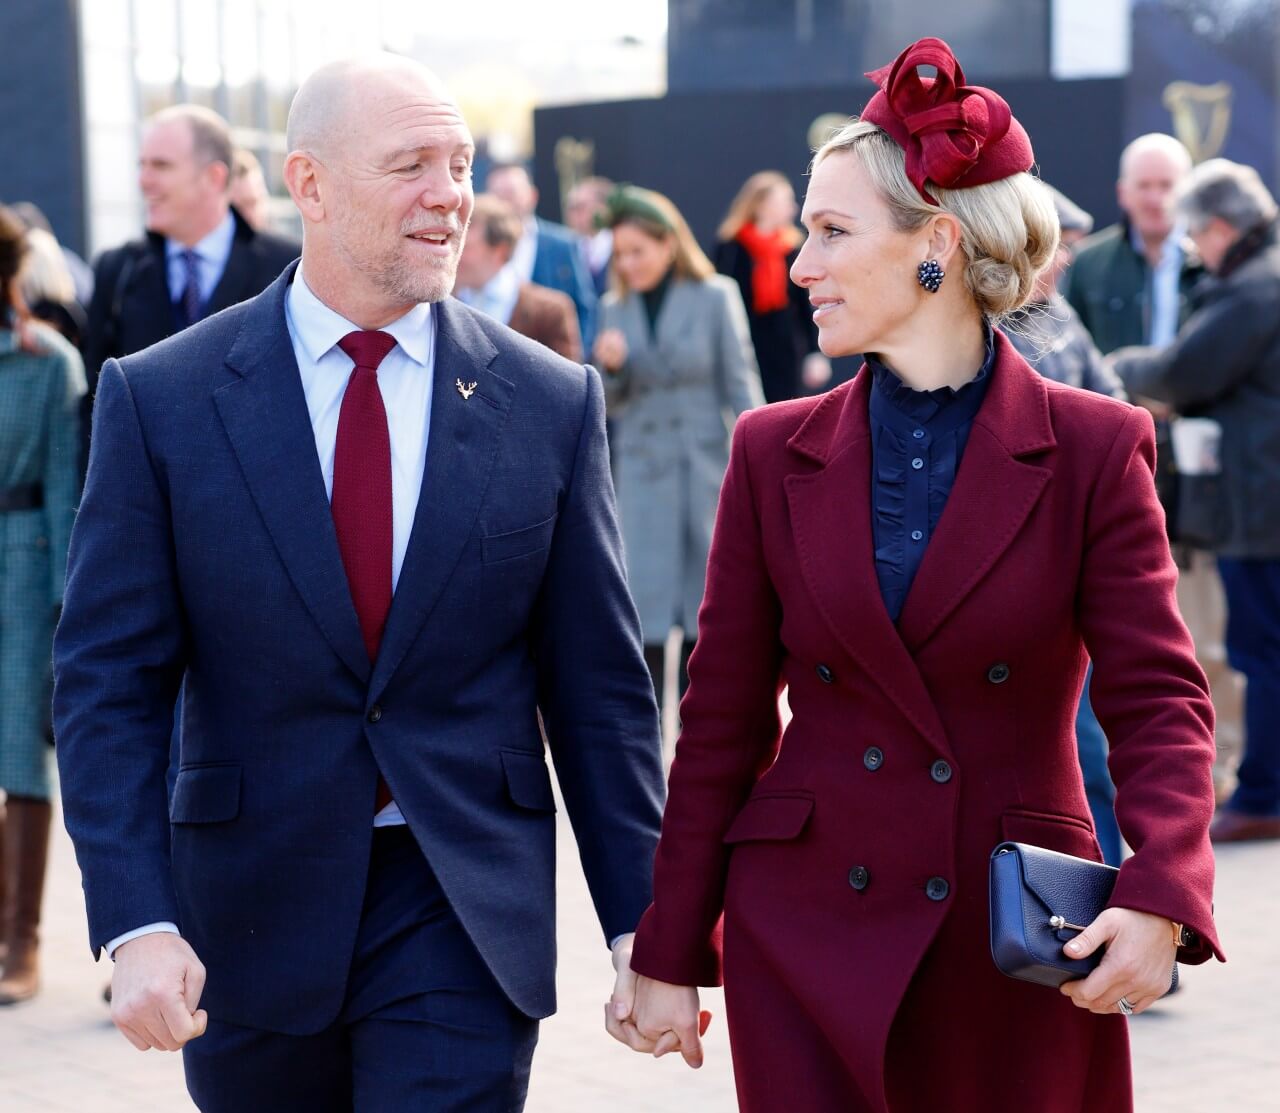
[{"x1": 455, "y1": 379, "x2": 477, "y2": 401}]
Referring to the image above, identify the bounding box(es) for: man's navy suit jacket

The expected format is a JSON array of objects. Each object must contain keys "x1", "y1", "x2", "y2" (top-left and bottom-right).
[
  {"x1": 53, "y1": 261, "x2": 665, "y2": 1035},
  {"x1": 531, "y1": 218, "x2": 597, "y2": 350}
]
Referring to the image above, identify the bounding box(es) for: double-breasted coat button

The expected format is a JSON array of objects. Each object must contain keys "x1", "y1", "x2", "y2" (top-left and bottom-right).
[
  {"x1": 367, "y1": 705, "x2": 383, "y2": 724},
  {"x1": 848, "y1": 866, "x2": 870, "y2": 891},
  {"x1": 817, "y1": 664, "x2": 835, "y2": 684},
  {"x1": 926, "y1": 876, "x2": 950, "y2": 901},
  {"x1": 930, "y1": 760, "x2": 953, "y2": 784},
  {"x1": 863, "y1": 747, "x2": 884, "y2": 771},
  {"x1": 987, "y1": 662, "x2": 1011, "y2": 684}
]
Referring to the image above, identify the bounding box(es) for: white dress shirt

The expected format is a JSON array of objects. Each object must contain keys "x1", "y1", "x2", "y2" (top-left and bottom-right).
[
  {"x1": 165, "y1": 209, "x2": 237, "y2": 306},
  {"x1": 456, "y1": 262, "x2": 522, "y2": 326},
  {"x1": 1131, "y1": 222, "x2": 1185, "y2": 347},
  {"x1": 107, "y1": 268, "x2": 436, "y2": 958},
  {"x1": 510, "y1": 216, "x2": 538, "y2": 284}
]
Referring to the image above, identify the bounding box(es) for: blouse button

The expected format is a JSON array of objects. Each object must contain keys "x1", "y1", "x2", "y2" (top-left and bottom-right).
[
  {"x1": 911, "y1": 530, "x2": 923, "y2": 542},
  {"x1": 863, "y1": 746, "x2": 884, "y2": 771},
  {"x1": 913, "y1": 429, "x2": 925, "y2": 439},
  {"x1": 817, "y1": 664, "x2": 835, "y2": 684},
  {"x1": 911, "y1": 457, "x2": 925, "y2": 470}
]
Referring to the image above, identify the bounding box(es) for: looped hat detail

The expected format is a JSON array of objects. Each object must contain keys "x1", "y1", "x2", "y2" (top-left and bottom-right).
[{"x1": 861, "y1": 37, "x2": 1034, "y2": 205}]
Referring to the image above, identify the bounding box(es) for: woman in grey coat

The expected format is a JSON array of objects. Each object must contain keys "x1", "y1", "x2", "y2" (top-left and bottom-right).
[
  {"x1": 593, "y1": 187, "x2": 763, "y2": 718},
  {"x1": 0, "y1": 206, "x2": 83, "y2": 1004}
]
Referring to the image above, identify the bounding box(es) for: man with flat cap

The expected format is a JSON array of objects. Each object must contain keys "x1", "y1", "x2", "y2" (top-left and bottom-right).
[{"x1": 54, "y1": 53, "x2": 664, "y2": 1111}]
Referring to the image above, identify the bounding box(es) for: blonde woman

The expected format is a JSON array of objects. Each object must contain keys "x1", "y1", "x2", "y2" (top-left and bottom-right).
[
  {"x1": 607, "y1": 40, "x2": 1222, "y2": 1112},
  {"x1": 715, "y1": 171, "x2": 830, "y2": 400},
  {"x1": 592, "y1": 186, "x2": 763, "y2": 726}
]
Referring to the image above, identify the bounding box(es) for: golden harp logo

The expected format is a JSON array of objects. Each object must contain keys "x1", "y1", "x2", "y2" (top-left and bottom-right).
[{"x1": 1162, "y1": 81, "x2": 1233, "y2": 163}]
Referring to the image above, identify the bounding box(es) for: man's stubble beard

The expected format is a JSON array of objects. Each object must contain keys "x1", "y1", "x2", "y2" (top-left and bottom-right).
[{"x1": 333, "y1": 204, "x2": 463, "y2": 306}]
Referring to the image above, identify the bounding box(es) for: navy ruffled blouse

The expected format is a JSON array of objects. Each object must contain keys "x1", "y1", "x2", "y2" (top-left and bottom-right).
[{"x1": 868, "y1": 328, "x2": 995, "y2": 623}]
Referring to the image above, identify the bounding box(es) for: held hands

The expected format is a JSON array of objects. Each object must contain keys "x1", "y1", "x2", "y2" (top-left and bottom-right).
[
  {"x1": 1059, "y1": 908, "x2": 1178, "y2": 1016},
  {"x1": 592, "y1": 328, "x2": 629, "y2": 375},
  {"x1": 110, "y1": 933, "x2": 208, "y2": 1051},
  {"x1": 605, "y1": 933, "x2": 711, "y2": 1068}
]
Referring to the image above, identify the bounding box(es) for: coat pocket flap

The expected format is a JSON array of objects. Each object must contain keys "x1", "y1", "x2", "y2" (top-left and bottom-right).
[
  {"x1": 481, "y1": 514, "x2": 558, "y2": 564},
  {"x1": 501, "y1": 749, "x2": 557, "y2": 812},
  {"x1": 170, "y1": 765, "x2": 242, "y2": 825},
  {"x1": 1001, "y1": 809, "x2": 1103, "y2": 864},
  {"x1": 723, "y1": 792, "x2": 814, "y2": 844}
]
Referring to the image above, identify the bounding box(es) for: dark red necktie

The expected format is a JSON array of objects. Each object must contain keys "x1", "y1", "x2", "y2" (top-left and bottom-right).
[{"x1": 333, "y1": 330, "x2": 397, "y2": 812}]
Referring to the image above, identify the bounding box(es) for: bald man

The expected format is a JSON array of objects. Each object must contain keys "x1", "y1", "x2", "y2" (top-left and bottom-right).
[
  {"x1": 1064, "y1": 133, "x2": 1204, "y2": 355},
  {"x1": 54, "y1": 54, "x2": 664, "y2": 1112}
]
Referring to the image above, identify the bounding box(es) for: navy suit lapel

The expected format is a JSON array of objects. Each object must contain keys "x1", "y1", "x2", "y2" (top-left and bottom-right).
[
  {"x1": 214, "y1": 263, "x2": 371, "y2": 682},
  {"x1": 369, "y1": 298, "x2": 514, "y2": 701}
]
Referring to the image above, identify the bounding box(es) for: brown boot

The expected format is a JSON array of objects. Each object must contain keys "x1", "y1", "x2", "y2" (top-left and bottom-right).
[{"x1": 0, "y1": 797, "x2": 52, "y2": 1005}]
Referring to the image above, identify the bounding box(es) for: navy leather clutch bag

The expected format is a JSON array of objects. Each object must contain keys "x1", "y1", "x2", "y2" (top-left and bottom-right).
[{"x1": 989, "y1": 841, "x2": 1179, "y2": 992}]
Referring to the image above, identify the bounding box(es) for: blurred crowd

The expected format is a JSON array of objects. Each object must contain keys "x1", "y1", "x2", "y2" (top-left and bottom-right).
[{"x1": 1, "y1": 93, "x2": 1279, "y2": 1009}]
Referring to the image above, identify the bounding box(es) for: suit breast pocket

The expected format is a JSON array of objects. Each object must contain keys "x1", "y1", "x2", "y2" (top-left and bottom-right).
[{"x1": 481, "y1": 513, "x2": 558, "y2": 565}]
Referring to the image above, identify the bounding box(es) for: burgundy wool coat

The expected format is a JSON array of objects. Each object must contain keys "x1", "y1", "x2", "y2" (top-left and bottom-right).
[{"x1": 629, "y1": 333, "x2": 1224, "y2": 1113}]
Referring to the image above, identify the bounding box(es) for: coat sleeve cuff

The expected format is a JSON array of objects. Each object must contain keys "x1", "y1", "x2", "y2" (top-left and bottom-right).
[{"x1": 628, "y1": 904, "x2": 725, "y2": 987}]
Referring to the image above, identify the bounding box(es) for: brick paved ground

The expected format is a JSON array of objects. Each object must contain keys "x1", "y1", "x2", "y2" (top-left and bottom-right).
[{"x1": 1, "y1": 798, "x2": 1276, "y2": 1112}]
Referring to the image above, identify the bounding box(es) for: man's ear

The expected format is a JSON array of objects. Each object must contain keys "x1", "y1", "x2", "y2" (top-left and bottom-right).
[
  {"x1": 206, "y1": 161, "x2": 230, "y2": 195},
  {"x1": 284, "y1": 152, "x2": 325, "y2": 223}
]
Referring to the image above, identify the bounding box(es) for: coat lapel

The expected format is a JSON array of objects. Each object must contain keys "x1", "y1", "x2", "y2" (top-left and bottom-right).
[
  {"x1": 214, "y1": 263, "x2": 371, "y2": 682},
  {"x1": 785, "y1": 376, "x2": 950, "y2": 753},
  {"x1": 368, "y1": 298, "x2": 513, "y2": 700},
  {"x1": 205, "y1": 211, "x2": 258, "y2": 317},
  {"x1": 896, "y1": 333, "x2": 1056, "y2": 651}
]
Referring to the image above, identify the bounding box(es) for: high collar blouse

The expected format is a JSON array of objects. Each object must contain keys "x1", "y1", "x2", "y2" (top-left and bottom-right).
[{"x1": 867, "y1": 327, "x2": 995, "y2": 624}]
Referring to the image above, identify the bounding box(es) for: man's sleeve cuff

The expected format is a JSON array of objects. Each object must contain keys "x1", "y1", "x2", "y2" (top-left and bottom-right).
[{"x1": 105, "y1": 922, "x2": 180, "y2": 960}]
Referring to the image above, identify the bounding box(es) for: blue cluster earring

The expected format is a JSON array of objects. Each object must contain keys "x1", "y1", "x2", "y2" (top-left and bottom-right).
[{"x1": 917, "y1": 259, "x2": 944, "y2": 292}]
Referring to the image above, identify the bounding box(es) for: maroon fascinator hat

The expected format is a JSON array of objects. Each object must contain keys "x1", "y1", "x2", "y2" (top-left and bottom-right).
[{"x1": 860, "y1": 37, "x2": 1034, "y2": 205}]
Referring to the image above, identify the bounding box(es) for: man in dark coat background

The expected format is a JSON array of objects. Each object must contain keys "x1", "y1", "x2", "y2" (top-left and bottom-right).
[
  {"x1": 83, "y1": 105, "x2": 298, "y2": 461},
  {"x1": 1114, "y1": 158, "x2": 1280, "y2": 844}
]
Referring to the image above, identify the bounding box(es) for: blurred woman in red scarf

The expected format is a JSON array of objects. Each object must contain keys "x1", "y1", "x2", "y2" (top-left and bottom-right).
[{"x1": 715, "y1": 172, "x2": 830, "y2": 402}]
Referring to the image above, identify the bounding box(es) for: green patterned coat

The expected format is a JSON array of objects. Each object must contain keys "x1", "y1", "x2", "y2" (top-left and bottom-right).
[{"x1": 0, "y1": 320, "x2": 83, "y2": 799}]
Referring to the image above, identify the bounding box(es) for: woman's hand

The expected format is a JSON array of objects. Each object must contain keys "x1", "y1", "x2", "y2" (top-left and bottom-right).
[
  {"x1": 1059, "y1": 907, "x2": 1178, "y2": 1016},
  {"x1": 604, "y1": 939, "x2": 710, "y2": 1069},
  {"x1": 592, "y1": 328, "x2": 628, "y2": 375}
]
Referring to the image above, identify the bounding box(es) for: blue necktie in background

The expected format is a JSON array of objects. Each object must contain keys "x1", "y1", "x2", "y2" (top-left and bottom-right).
[{"x1": 180, "y1": 249, "x2": 202, "y2": 326}]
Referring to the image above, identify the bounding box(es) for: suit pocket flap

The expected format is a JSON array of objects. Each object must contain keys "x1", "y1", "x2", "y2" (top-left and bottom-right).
[
  {"x1": 481, "y1": 514, "x2": 558, "y2": 564},
  {"x1": 1001, "y1": 809, "x2": 1102, "y2": 864},
  {"x1": 723, "y1": 792, "x2": 814, "y2": 844},
  {"x1": 501, "y1": 749, "x2": 557, "y2": 812},
  {"x1": 170, "y1": 765, "x2": 242, "y2": 825}
]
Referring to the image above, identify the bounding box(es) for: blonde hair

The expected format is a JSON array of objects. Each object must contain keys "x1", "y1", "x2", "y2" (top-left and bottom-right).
[
  {"x1": 718, "y1": 170, "x2": 803, "y2": 249},
  {"x1": 18, "y1": 227, "x2": 76, "y2": 306},
  {"x1": 814, "y1": 119, "x2": 1059, "y2": 321},
  {"x1": 609, "y1": 187, "x2": 715, "y2": 296}
]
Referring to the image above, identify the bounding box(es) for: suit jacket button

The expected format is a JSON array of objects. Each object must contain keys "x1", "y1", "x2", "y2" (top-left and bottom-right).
[
  {"x1": 863, "y1": 747, "x2": 884, "y2": 771},
  {"x1": 987, "y1": 663, "x2": 1010, "y2": 684},
  {"x1": 367, "y1": 705, "x2": 383, "y2": 724},
  {"x1": 817, "y1": 664, "x2": 835, "y2": 684},
  {"x1": 848, "y1": 866, "x2": 870, "y2": 891},
  {"x1": 930, "y1": 760, "x2": 953, "y2": 784},
  {"x1": 926, "y1": 876, "x2": 950, "y2": 901}
]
